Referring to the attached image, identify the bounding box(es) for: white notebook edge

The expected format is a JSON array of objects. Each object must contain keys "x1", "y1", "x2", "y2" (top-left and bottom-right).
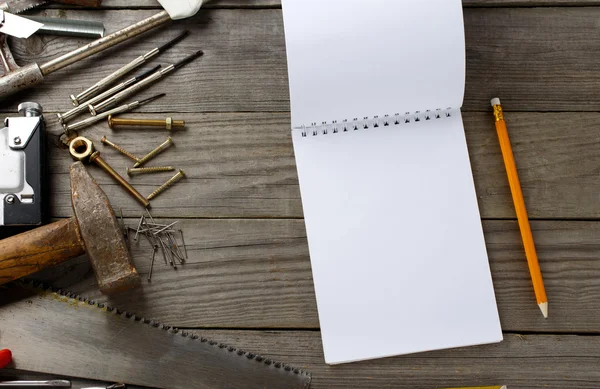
[{"x1": 291, "y1": 110, "x2": 503, "y2": 365}]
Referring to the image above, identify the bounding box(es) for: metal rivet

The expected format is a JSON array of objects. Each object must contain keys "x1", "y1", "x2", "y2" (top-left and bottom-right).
[
  {"x1": 13, "y1": 136, "x2": 21, "y2": 145},
  {"x1": 5, "y1": 195, "x2": 16, "y2": 204}
]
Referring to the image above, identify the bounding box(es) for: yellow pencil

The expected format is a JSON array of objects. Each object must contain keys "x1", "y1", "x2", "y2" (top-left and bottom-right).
[{"x1": 491, "y1": 98, "x2": 548, "y2": 319}]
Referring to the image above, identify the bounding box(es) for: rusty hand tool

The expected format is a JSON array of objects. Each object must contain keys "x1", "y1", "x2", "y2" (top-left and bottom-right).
[
  {"x1": 0, "y1": 9, "x2": 172, "y2": 101},
  {"x1": 69, "y1": 136, "x2": 150, "y2": 208},
  {"x1": 0, "y1": 162, "x2": 140, "y2": 294}
]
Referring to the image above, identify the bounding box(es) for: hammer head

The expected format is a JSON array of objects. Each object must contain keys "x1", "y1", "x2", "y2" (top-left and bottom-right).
[{"x1": 70, "y1": 162, "x2": 140, "y2": 294}]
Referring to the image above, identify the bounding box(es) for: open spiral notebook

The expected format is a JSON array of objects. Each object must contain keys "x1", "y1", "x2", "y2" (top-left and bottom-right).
[{"x1": 282, "y1": 0, "x2": 503, "y2": 364}]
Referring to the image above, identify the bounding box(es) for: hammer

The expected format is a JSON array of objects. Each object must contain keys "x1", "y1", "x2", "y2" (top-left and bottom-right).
[{"x1": 0, "y1": 162, "x2": 140, "y2": 294}]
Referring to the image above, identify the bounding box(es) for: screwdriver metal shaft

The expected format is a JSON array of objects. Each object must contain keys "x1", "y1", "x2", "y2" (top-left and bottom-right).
[
  {"x1": 89, "y1": 50, "x2": 203, "y2": 115},
  {"x1": 57, "y1": 65, "x2": 160, "y2": 125},
  {"x1": 63, "y1": 93, "x2": 165, "y2": 133},
  {"x1": 70, "y1": 30, "x2": 189, "y2": 106}
]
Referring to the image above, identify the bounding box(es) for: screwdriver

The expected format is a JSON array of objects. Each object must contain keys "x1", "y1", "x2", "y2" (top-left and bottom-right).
[{"x1": 70, "y1": 30, "x2": 190, "y2": 106}]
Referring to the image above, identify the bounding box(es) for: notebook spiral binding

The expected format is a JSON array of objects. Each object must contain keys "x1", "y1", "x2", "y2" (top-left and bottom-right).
[{"x1": 299, "y1": 107, "x2": 455, "y2": 137}]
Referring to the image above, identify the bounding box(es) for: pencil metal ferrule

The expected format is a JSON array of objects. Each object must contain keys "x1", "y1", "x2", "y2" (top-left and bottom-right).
[{"x1": 492, "y1": 103, "x2": 504, "y2": 122}]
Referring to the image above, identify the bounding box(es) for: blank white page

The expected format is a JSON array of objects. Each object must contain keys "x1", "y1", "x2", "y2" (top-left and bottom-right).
[
  {"x1": 282, "y1": 0, "x2": 502, "y2": 365},
  {"x1": 282, "y1": 0, "x2": 466, "y2": 128},
  {"x1": 291, "y1": 115, "x2": 502, "y2": 364}
]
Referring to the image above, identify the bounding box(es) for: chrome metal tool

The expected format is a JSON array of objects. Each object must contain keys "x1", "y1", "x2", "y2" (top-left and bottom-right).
[
  {"x1": 89, "y1": 50, "x2": 203, "y2": 115},
  {"x1": 0, "y1": 102, "x2": 45, "y2": 226},
  {"x1": 71, "y1": 30, "x2": 189, "y2": 106},
  {"x1": 56, "y1": 65, "x2": 161, "y2": 125},
  {"x1": 0, "y1": 10, "x2": 173, "y2": 101}
]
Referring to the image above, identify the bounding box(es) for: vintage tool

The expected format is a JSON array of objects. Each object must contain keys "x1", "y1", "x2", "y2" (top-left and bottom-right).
[
  {"x1": 133, "y1": 136, "x2": 173, "y2": 167},
  {"x1": 69, "y1": 136, "x2": 150, "y2": 208},
  {"x1": 71, "y1": 31, "x2": 189, "y2": 106},
  {"x1": 100, "y1": 136, "x2": 140, "y2": 163},
  {"x1": 0, "y1": 283, "x2": 312, "y2": 389},
  {"x1": 57, "y1": 65, "x2": 160, "y2": 125},
  {"x1": 0, "y1": 102, "x2": 45, "y2": 226},
  {"x1": 0, "y1": 162, "x2": 141, "y2": 294},
  {"x1": 0, "y1": 11, "x2": 170, "y2": 101},
  {"x1": 147, "y1": 169, "x2": 185, "y2": 201},
  {"x1": 0, "y1": 380, "x2": 71, "y2": 387},
  {"x1": 0, "y1": 0, "x2": 101, "y2": 13},
  {"x1": 127, "y1": 166, "x2": 174, "y2": 176},
  {"x1": 0, "y1": 0, "x2": 206, "y2": 101},
  {"x1": 108, "y1": 115, "x2": 185, "y2": 130},
  {"x1": 0, "y1": 9, "x2": 42, "y2": 38},
  {"x1": 89, "y1": 51, "x2": 204, "y2": 115},
  {"x1": 63, "y1": 93, "x2": 165, "y2": 133},
  {"x1": 23, "y1": 15, "x2": 105, "y2": 38}
]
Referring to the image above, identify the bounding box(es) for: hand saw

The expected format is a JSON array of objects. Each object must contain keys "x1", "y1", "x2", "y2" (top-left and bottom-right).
[
  {"x1": 0, "y1": 283, "x2": 312, "y2": 389},
  {"x1": 0, "y1": 0, "x2": 102, "y2": 13}
]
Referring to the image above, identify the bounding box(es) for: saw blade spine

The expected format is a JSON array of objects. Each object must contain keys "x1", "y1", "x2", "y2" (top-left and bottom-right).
[
  {"x1": 22, "y1": 280, "x2": 311, "y2": 378},
  {"x1": 3, "y1": 0, "x2": 49, "y2": 14}
]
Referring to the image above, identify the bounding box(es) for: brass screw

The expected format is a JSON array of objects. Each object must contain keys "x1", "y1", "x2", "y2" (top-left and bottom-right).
[
  {"x1": 108, "y1": 115, "x2": 185, "y2": 130},
  {"x1": 147, "y1": 169, "x2": 186, "y2": 201},
  {"x1": 101, "y1": 135, "x2": 141, "y2": 163},
  {"x1": 88, "y1": 151, "x2": 151, "y2": 208},
  {"x1": 127, "y1": 166, "x2": 175, "y2": 176},
  {"x1": 134, "y1": 137, "x2": 174, "y2": 168}
]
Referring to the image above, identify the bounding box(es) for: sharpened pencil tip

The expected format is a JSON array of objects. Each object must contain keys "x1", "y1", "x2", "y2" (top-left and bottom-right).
[
  {"x1": 539, "y1": 302, "x2": 548, "y2": 318},
  {"x1": 500, "y1": 386, "x2": 507, "y2": 389}
]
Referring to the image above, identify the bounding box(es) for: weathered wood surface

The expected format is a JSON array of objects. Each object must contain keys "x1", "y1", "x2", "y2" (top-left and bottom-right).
[
  {"x1": 55, "y1": 0, "x2": 600, "y2": 8},
  {"x1": 3, "y1": 332, "x2": 600, "y2": 389},
  {"x1": 2, "y1": 2, "x2": 599, "y2": 389},
  {"x1": 31, "y1": 218, "x2": 600, "y2": 333},
  {"x1": 4, "y1": 7, "x2": 600, "y2": 112},
  {"x1": 42, "y1": 112, "x2": 600, "y2": 219}
]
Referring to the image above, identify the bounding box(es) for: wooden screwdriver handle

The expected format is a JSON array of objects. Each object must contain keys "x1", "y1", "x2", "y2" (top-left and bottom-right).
[{"x1": 0, "y1": 218, "x2": 86, "y2": 285}]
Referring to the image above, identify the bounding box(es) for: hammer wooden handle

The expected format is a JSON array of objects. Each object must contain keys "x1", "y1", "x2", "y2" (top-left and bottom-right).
[{"x1": 0, "y1": 218, "x2": 86, "y2": 285}]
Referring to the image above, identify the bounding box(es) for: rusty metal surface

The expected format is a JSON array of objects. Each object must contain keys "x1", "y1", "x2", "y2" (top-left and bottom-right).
[
  {"x1": 0, "y1": 34, "x2": 19, "y2": 74},
  {"x1": 0, "y1": 218, "x2": 85, "y2": 285},
  {"x1": 69, "y1": 162, "x2": 140, "y2": 294},
  {"x1": 0, "y1": 63, "x2": 44, "y2": 100}
]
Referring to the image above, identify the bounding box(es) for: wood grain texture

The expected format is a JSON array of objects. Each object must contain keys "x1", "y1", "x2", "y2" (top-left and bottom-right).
[
  {"x1": 201, "y1": 330, "x2": 600, "y2": 389},
  {"x1": 63, "y1": 0, "x2": 600, "y2": 8},
  {"x1": 3, "y1": 8, "x2": 600, "y2": 112},
  {"x1": 3, "y1": 331, "x2": 600, "y2": 388},
  {"x1": 30, "y1": 218, "x2": 600, "y2": 333},
  {"x1": 7, "y1": 329, "x2": 598, "y2": 389},
  {"x1": 41, "y1": 112, "x2": 600, "y2": 219}
]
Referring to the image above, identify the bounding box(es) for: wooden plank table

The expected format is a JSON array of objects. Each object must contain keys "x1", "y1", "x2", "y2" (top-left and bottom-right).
[{"x1": 1, "y1": 1, "x2": 600, "y2": 388}]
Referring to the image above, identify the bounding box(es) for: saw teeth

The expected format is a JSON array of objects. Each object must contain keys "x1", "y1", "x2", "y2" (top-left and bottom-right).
[{"x1": 18, "y1": 280, "x2": 312, "y2": 378}]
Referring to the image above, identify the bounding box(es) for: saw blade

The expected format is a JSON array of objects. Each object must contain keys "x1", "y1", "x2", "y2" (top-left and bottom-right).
[
  {"x1": 0, "y1": 11, "x2": 43, "y2": 38},
  {"x1": 0, "y1": 283, "x2": 312, "y2": 389},
  {"x1": 0, "y1": 0, "x2": 48, "y2": 14}
]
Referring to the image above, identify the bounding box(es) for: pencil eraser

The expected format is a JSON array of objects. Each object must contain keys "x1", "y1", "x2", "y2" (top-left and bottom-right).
[{"x1": 490, "y1": 98, "x2": 501, "y2": 106}]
